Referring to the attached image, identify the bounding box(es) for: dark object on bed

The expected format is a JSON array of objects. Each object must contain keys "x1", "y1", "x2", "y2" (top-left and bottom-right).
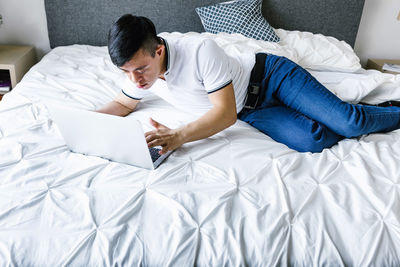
[{"x1": 44, "y1": 0, "x2": 365, "y2": 48}]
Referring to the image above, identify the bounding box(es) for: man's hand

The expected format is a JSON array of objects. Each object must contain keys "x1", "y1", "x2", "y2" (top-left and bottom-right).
[
  {"x1": 145, "y1": 83, "x2": 237, "y2": 155},
  {"x1": 145, "y1": 118, "x2": 185, "y2": 155}
]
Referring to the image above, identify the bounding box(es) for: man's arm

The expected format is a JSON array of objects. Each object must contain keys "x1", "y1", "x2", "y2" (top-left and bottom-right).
[
  {"x1": 96, "y1": 91, "x2": 140, "y2": 116},
  {"x1": 145, "y1": 83, "x2": 237, "y2": 154}
]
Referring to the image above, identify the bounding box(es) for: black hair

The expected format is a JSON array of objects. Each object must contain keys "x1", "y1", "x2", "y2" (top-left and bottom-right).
[{"x1": 108, "y1": 14, "x2": 161, "y2": 67}]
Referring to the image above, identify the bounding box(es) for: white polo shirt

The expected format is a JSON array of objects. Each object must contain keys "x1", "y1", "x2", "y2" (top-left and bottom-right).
[{"x1": 122, "y1": 36, "x2": 255, "y2": 116}]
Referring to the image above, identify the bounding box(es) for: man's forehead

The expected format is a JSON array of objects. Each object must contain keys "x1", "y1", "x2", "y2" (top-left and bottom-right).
[{"x1": 121, "y1": 51, "x2": 149, "y2": 70}]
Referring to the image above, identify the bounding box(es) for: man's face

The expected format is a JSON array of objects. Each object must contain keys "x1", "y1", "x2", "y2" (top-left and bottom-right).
[{"x1": 120, "y1": 45, "x2": 164, "y2": 90}]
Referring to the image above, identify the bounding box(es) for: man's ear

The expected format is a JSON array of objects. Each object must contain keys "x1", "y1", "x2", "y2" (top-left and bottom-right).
[{"x1": 155, "y1": 44, "x2": 164, "y2": 57}]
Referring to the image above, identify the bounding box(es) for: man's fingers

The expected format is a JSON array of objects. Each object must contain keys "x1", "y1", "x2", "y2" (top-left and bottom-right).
[
  {"x1": 160, "y1": 147, "x2": 169, "y2": 155},
  {"x1": 147, "y1": 139, "x2": 165, "y2": 148},
  {"x1": 150, "y1": 118, "x2": 168, "y2": 130},
  {"x1": 145, "y1": 122, "x2": 176, "y2": 153},
  {"x1": 145, "y1": 132, "x2": 169, "y2": 143},
  {"x1": 145, "y1": 132, "x2": 157, "y2": 143},
  {"x1": 149, "y1": 118, "x2": 159, "y2": 128},
  {"x1": 147, "y1": 135, "x2": 166, "y2": 147}
]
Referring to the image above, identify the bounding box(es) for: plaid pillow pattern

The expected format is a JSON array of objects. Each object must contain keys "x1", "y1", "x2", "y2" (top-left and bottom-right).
[{"x1": 196, "y1": 0, "x2": 280, "y2": 42}]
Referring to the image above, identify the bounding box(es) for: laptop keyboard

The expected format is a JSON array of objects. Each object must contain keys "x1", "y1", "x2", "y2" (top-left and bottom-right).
[{"x1": 149, "y1": 147, "x2": 162, "y2": 162}]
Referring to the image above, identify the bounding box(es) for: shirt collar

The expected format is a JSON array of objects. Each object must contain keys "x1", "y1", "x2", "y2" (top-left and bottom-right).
[{"x1": 160, "y1": 37, "x2": 171, "y2": 76}]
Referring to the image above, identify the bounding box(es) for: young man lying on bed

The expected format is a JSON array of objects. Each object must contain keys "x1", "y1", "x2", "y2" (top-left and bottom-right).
[{"x1": 97, "y1": 14, "x2": 400, "y2": 154}]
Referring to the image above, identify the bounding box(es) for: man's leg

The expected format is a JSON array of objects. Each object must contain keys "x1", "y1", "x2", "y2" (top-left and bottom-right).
[
  {"x1": 262, "y1": 55, "x2": 400, "y2": 138},
  {"x1": 239, "y1": 105, "x2": 344, "y2": 153}
]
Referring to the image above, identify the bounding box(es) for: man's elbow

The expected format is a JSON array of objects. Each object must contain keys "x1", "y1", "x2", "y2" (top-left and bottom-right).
[
  {"x1": 215, "y1": 104, "x2": 237, "y2": 127},
  {"x1": 227, "y1": 111, "x2": 237, "y2": 127}
]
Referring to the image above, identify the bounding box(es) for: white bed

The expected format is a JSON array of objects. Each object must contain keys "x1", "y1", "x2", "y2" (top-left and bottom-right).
[{"x1": 1, "y1": 30, "x2": 400, "y2": 266}]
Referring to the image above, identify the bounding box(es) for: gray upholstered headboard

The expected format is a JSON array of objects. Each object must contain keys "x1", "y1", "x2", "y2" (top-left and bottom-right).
[{"x1": 44, "y1": 0, "x2": 365, "y2": 48}]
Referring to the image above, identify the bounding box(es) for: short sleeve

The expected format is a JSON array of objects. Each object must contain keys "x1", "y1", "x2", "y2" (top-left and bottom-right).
[
  {"x1": 197, "y1": 39, "x2": 233, "y2": 94},
  {"x1": 122, "y1": 77, "x2": 152, "y2": 100}
]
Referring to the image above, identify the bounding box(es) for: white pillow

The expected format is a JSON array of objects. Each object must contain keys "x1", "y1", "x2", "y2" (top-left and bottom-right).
[
  {"x1": 275, "y1": 29, "x2": 362, "y2": 72},
  {"x1": 159, "y1": 30, "x2": 361, "y2": 73}
]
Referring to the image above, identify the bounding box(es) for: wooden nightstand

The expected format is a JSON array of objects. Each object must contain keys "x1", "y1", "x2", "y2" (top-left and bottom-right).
[
  {"x1": 0, "y1": 45, "x2": 37, "y2": 100},
  {"x1": 366, "y1": 59, "x2": 400, "y2": 75}
]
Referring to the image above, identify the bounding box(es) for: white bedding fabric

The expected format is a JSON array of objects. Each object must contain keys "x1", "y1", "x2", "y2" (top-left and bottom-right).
[{"x1": 1, "y1": 31, "x2": 400, "y2": 266}]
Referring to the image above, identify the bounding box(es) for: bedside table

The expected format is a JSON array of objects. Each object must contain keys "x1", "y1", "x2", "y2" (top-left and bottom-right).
[
  {"x1": 0, "y1": 45, "x2": 37, "y2": 100},
  {"x1": 366, "y1": 59, "x2": 400, "y2": 74}
]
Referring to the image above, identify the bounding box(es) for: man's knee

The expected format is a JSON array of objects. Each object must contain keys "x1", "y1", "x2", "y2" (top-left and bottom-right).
[
  {"x1": 289, "y1": 123, "x2": 337, "y2": 153},
  {"x1": 330, "y1": 105, "x2": 365, "y2": 138},
  {"x1": 334, "y1": 122, "x2": 363, "y2": 138}
]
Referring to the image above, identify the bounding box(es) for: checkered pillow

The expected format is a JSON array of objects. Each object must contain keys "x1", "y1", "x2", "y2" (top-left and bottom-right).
[{"x1": 196, "y1": 0, "x2": 280, "y2": 42}]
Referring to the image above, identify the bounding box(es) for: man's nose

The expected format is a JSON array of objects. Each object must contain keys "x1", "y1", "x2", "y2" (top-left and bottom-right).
[{"x1": 129, "y1": 71, "x2": 143, "y2": 83}]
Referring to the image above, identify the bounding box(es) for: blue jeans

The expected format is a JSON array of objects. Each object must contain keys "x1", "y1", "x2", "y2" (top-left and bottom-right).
[{"x1": 239, "y1": 54, "x2": 400, "y2": 152}]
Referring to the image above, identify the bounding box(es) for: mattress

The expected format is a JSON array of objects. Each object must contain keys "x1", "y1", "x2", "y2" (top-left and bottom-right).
[{"x1": 1, "y1": 30, "x2": 400, "y2": 266}]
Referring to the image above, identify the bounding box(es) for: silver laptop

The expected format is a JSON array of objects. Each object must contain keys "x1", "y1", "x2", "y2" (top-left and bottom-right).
[{"x1": 47, "y1": 105, "x2": 172, "y2": 169}]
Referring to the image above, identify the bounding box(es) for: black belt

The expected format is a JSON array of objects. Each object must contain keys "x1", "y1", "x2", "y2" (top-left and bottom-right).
[
  {"x1": 243, "y1": 53, "x2": 268, "y2": 109},
  {"x1": 243, "y1": 53, "x2": 282, "y2": 110}
]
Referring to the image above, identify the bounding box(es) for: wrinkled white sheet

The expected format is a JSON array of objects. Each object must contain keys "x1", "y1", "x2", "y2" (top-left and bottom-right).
[{"x1": 1, "y1": 33, "x2": 400, "y2": 266}]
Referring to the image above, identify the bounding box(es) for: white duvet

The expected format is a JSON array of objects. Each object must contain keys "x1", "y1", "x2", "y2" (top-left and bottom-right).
[{"x1": 1, "y1": 30, "x2": 400, "y2": 266}]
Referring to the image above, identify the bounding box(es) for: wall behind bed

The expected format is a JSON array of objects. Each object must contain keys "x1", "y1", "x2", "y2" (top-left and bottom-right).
[
  {"x1": 354, "y1": 0, "x2": 400, "y2": 65},
  {"x1": 0, "y1": 0, "x2": 50, "y2": 59},
  {"x1": 43, "y1": 0, "x2": 364, "y2": 48}
]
